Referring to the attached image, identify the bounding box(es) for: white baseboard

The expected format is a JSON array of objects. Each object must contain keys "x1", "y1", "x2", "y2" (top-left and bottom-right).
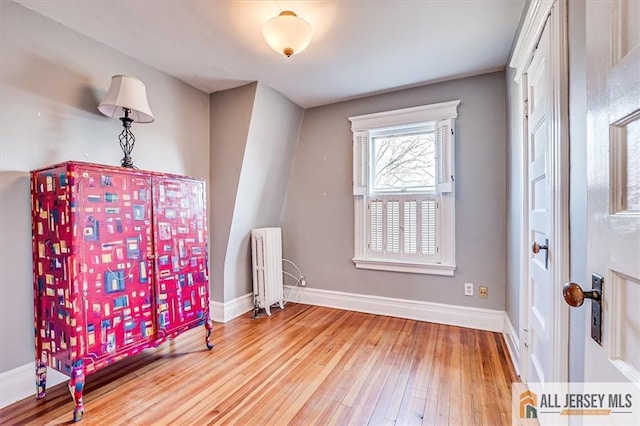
[
  {"x1": 210, "y1": 293, "x2": 254, "y2": 323},
  {"x1": 0, "y1": 361, "x2": 68, "y2": 409},
  {"x1": 503, "y1": 313, "x2": 521, "y2": 376},
  {"x1": 284, "y1": 285, "x2": 505, "y2": 332}
]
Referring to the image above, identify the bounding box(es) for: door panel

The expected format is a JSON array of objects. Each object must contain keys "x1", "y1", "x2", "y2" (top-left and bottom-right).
[
  {"x1": 526, "y1": 20, "x2": 553, "y2": 386},
  {"x1": 153, "y1": 177, "x2": 209, "y2": 336},
  {"x1": 610, "y1": 274, "x2": 640, "y2": 376},
  {"x1": 585, "y1": 0, "x2": 640, "y2": 383},
  {"x1": 76, "y1": 168, "x2": 155, "y2": 360}
]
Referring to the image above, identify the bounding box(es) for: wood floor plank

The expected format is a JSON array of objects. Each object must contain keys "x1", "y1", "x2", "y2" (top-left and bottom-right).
[
  {"x1": 447, "y1": 325, "x2": 463, "y2": 426},
  {"x1": 395, "y1": 321, "x2": 438, "y2": 425},
  {"x1": 0, "y1": 303, "x2": 518, "y2": 426},
  {"x1": 382, "y1": 321, "x2": 419, "y2": 422},
  {"x1": 343, "y1": 317, "x2": 403, "y2": 423},
  {"x1": 364, "y1": 317, "x2": 413, "y2": 425},
  {"x1": 422, "y1": 324, "x2": 447, "y2": 426}
]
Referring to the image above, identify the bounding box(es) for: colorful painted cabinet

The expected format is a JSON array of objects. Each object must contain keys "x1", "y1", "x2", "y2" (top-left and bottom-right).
[{"x1": 30, "y1": 161, "x2": 213, "y2": 422}]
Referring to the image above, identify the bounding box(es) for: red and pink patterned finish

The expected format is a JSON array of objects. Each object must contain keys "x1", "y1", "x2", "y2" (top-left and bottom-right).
[{"x1": 31, "y1": 161, "x2": 212, "y2": 422}]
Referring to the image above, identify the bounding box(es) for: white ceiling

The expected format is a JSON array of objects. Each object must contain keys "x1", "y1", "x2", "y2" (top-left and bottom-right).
[{"x1": 16, "y1": 0, "x2": 525, "y2": 108}]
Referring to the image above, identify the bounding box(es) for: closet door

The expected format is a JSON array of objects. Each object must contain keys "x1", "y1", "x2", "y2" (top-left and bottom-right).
[{"x1": 152, "y1": 177, "x2": 209, "y2": 336}]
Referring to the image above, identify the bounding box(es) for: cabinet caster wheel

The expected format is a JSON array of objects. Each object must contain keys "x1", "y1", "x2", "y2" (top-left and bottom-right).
[
  {"x1": 206, "y1": 342, "x2": 214, "y2": 350},
  {"x1": 73, "y1": 408, "x2": 84, "y2": 422}
]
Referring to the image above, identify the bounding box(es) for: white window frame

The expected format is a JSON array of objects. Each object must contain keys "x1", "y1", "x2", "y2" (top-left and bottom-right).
[{"x1": 349, "y1": 100, "x2": 460, "y2": 276}]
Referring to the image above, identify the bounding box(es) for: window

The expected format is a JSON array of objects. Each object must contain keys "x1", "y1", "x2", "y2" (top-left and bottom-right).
[{"x1": 349, "y1": 100, "x2": 459, "y2": 276}]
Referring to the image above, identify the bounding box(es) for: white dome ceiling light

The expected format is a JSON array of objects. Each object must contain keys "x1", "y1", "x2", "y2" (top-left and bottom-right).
[{"x1": 263, "y1": 10, "x2": 313, "y2": 58}]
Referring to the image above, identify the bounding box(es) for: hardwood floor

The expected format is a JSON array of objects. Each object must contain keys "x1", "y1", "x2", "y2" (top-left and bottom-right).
[{"x1": 0, "y1": 303, "x2": 518, "y2": 425}]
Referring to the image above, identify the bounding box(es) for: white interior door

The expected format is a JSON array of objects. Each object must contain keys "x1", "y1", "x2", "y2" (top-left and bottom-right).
[
  {"x1": 584, "y1": 0, "x2": 640, "y2": 384},
  {"x1": 525, "y1": 20, "x2": 554, "y2": 386}
]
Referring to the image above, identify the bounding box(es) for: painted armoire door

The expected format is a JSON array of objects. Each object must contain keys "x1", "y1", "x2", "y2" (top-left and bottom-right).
[
  {"x1": 74, "y1": 166, "x2": 156, "y2": 365},
  {"x1": 152, "y1": 177, "x2": 209, "y2": 336}
]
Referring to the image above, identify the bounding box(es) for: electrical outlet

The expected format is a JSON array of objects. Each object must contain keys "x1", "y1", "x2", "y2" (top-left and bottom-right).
[
  {"x1": 300, "y1": 277, "x2": 307, "y2": 287},
  {"x1": 464, "y1": 282, "x2": 473, "y2": 296},
  {"x1": 479, "y1": 286, "x2": 488, "y2": 299}
]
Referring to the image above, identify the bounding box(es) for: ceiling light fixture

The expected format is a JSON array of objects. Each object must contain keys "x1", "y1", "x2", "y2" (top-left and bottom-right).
[{"x1": 262, "y1": 10, "x2": 313, "y2": 57}]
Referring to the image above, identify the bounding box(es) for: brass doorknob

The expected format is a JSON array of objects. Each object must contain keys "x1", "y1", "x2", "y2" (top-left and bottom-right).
[
  {"x1": 532, "y1": 241, "x2": 548, "y2": 254},
  {"x1": 562, "y1": 282, "x2": 601, "y2": 307},
  {"x1": 532, "y1": 239, "x2": 549, "y2": 268}
]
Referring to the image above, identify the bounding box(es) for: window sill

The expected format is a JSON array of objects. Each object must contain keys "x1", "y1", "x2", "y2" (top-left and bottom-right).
[{"x1": 352, "y1": 258, "x2": 456, "y2": 276}]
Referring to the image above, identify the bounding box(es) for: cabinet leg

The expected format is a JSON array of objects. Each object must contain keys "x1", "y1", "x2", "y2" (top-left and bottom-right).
[
  {"x1": 68, "y1": 360, "x2": 85, "y2": 422},
  {"x1": 205, "y1": 319, "x2": 214, "y2": 350},
  {"x1": 35, "y1": 360, "x2": 47, "y2": 399}
]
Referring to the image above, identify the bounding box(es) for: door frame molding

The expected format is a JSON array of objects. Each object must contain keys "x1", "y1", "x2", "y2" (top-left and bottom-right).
[{"x1": 509, "y1": 0, "x2": 570, "y2": 384}]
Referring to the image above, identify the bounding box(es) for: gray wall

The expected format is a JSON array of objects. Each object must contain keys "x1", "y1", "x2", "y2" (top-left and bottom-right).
[
  {"x1": 281, "y1": 72, "x2": 508, "y2": 309},
  {"x1": 223, "y1": 83, "x2": 303, "y2": 301},
  {"x1": 210, "y1": 83, "x2": 303, "y2": 303},
  {"x1": 0, "y1": 2, "x2": 210, "y2": 373},
  {"x1": 209, "y1": 83, "x2": 257, "y2": 302}
]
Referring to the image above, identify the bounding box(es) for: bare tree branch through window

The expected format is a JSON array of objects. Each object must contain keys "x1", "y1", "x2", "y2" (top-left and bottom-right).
[{"x1": 372, "y1": 132, "x2": 435, "y2": 192}]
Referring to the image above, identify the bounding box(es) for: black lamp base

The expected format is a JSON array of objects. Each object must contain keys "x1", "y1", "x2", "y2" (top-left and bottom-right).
[{"x1": 119, "y1": 108, "x2": 136, "y2": 168}]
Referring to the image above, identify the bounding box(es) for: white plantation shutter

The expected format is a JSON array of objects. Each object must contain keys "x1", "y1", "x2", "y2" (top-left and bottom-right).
[
  {"x1": 365, "y1": 195, "x2": 441, "y2": 264},
  {"x1": 366, "y1": 195, "x2": 436, "y2": 260},
  {"x1": 403, "y1": 200, "x2": 418, "y2": 254},
  {"x1": 435, "y1": 119, "x2": 454, "y2": 193},
  {"x1": 421, "y1": 199, "x2": 437, "y2": 255},
  {"x1": 386, "y1": 200, "x2": 400, "y2": 253},
  {"x1": 352, "y1": 131, "x2": 369, "y2": 195},
  {"x1": 369, "y1": 200, "x2": 383, "y2": 253}
]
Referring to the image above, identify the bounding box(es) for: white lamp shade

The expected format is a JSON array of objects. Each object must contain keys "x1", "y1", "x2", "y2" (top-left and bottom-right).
[
  {"x1": 98, "y1": 75, "x2": 155, "y2": 123},
  {"x1": 263, "y1": 11, "x2": 313, "y2": 57}
]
